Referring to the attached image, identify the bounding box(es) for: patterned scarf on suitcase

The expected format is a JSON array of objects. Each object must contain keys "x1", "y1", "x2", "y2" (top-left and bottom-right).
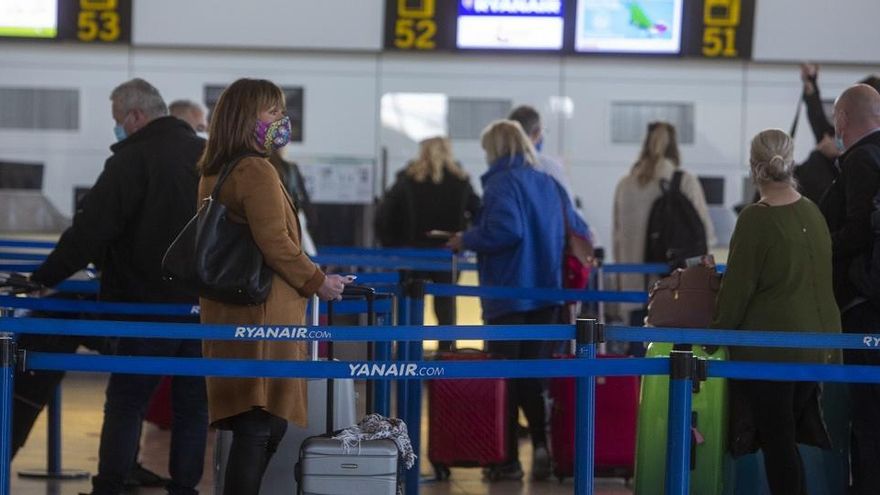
[{"x1": 333, "y1": 413, "x2": 417, "y2": 470}]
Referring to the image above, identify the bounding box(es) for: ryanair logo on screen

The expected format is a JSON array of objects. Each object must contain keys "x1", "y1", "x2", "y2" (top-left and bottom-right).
[{"x1": 459, "y1": 0, "x2": 563, "y2": 16}]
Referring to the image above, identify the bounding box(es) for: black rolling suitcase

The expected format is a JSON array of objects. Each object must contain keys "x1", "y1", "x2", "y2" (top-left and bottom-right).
[{"x1": 295, "y1": 285, "x2": 402, "y2": 495}]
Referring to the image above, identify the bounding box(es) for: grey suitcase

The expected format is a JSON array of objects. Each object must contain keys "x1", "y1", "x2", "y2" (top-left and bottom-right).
[
  {"x1": 296, "y1": 438, "x2": 399, "y2": 494},
  {"x1": 295, "y1": 286, "x2": 401, "y2": 495}
]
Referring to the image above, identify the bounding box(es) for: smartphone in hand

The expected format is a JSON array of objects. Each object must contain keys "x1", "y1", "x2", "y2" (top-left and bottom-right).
[{"x1": 426, "y1": 230, "x2": 454, "y2": 240}]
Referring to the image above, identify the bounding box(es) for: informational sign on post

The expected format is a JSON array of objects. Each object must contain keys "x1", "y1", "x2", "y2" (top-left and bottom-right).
[{"x1": 298, "y1": 157, "x2": 375, "y2": 205}]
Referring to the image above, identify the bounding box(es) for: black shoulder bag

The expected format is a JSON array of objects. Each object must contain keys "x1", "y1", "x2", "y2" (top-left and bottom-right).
[{"x1": 162, "y1": 154, "x2": 273, "y2": 305}]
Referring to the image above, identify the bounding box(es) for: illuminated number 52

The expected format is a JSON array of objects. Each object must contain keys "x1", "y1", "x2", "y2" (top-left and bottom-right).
[{"x1": 394, "y1": 19, "x2": 435, "y2": 50}]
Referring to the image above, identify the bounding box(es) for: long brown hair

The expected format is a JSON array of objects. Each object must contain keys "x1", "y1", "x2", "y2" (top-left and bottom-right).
[
  {"x1": 197, "y1": 79, "x2": 286, "y2": 176},
  {"x1": 405, "y1": 136, "x2": 468, "y2": 184},
  {"x1": 631, "y1": 121, "x2": 680, "y2": 186}
]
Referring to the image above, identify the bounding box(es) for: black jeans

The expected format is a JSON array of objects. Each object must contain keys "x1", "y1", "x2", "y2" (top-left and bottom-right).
[
  {"x1": 738, "y1": 379, "x2": 817, "y2": 495},
  {"x1": 486, "y1": 306, "x2": 561, "y2": 464},
  {"x1": 90, "y1": 338, "x2": 207, "y2": 495},
  {"x1": 842, "y1": 302, "x2": 880, "y2": 495},
  {"x1": 222, "y1": 409, "x2": 288, "y2": 495}
]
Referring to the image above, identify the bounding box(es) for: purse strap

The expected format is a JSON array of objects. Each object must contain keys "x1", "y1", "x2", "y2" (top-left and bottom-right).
[
  {"x1": 553, "y1": 180, "x2": 572, "y2": 237},
  {"x1": 210, "y1": 152, "x2": 264, "y2": 199}
]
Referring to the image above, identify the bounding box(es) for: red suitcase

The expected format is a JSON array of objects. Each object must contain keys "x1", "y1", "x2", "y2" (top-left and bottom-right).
[
  {"x1": 550, "y1": 354, "x2": 639, "y2": 481},
  {"x1": 428, "y1": 350, "x2": 507, "y2": 480}
]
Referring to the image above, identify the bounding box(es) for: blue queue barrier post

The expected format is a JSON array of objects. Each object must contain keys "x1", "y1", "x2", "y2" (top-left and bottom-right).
[
  {"x1": 17, "y1": 385, "x2": 89, "y2": 480},
  {"x1": 0, "y1": 335, "x2": 15, "y2": 495},
  {"x1": 574, "y1": 318, "x2": 598, "y2": 495},
  {"x1": 396, "y1": 284, "x2": 412, "y2": 431},
  {"x1": 665, "y1": 350, "x2": 696, "y2": 495},
  {"x1": 404, "y1": 280, "x2": 426, "y2": 495},
  {"x1": 372, "y1": 291, "x2": 395, "y2": 417}
]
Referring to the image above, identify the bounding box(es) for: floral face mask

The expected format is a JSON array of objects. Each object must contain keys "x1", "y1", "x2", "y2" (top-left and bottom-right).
[{"x1": 254, "y1": 115, "x2": 292, "y2": 152}]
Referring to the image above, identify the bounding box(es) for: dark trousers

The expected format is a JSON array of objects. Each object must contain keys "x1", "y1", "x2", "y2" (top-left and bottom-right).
[
  {"x1": 842, "y1": 302, "x2": 880, "y2": 495},
  {"x1": 410, "y1": 270, "x2": 457, "y2": 351},
  {"x1": 738, "y1": 380, "x2": 817, "y2": 495},
  {"x1": 91, "y1": 338, "x2": 207, "y2": 495},
  {"x1": 12, "y1": 334, "x2": 80, "y2": 458},
  {"x1": 486, "y1": 306, "x2": 560, "y2": 464},
  {"x1": 222, "y1": 409, "x2": 288, "y2": 495}
]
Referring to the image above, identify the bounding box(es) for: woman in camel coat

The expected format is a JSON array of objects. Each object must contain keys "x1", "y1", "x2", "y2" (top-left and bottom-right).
[{"x1": 197, "y1": 78, "x2": 350, "y2": 495}]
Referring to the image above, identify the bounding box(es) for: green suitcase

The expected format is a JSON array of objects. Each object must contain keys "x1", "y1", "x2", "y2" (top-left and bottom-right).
[{"x1": 634, "y1": 343, "x2": 734, "y2": 495}]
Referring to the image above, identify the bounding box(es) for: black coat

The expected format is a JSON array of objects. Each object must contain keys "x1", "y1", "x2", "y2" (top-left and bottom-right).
[
  {"x1": 32, "y1": 116, "x2": 205, "y2": 303},
  {"x1": 375, "y1": 168, "x2": 480, "y2": 248},
  {"x1": 820, "y1": 130, "x2": 880, "y2": 308},
  {"x1": 794, "y1": 150, "x2": 838, "y2": 205}
]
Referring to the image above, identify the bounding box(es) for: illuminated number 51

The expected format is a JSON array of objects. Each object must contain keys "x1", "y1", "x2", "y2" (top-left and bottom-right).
[{"x1": 703, "y1": 27, "x2": 738, "y2": 57}]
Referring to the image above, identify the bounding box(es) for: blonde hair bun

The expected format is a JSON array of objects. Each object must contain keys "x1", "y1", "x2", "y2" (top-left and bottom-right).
[{"x1": 750, "y1": 129, "x2": 795, "y2": 185}]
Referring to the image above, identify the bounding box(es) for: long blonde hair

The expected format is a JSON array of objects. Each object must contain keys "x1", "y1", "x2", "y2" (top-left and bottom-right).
[
  {"x1": 632, "y1": 122, "x2": 681, "y2": 186},
  {"x1": 405, "y1": 136, "x2": 468, "y2": 184},
  {"x1": 480, "y1": 120, "x2": 538, "y2": 166}
]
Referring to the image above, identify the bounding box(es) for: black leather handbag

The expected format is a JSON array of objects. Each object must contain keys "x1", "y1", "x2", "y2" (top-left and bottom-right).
[{"x1": 162, "y1": 154, "x2": 272, "y2": 305}]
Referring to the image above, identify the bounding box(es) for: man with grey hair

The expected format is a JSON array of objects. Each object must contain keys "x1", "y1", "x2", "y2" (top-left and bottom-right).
[
  {"x1": 821, "y1": 83, "x2": 880, "y2": 495},
  {"x1": 29, "y1": 78, "x2": 207, "y2": 495},
  {"x1": 169, "y1": 99, "x2": 208, "y2": 134}
]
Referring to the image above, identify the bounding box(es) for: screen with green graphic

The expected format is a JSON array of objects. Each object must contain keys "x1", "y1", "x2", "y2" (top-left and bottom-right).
[
  {"x1": 0, "y1": 0, "x2": 57, "y2": 38},
  {"x1": 575, "y1": 0, "x2": 684, "y2": 53}
]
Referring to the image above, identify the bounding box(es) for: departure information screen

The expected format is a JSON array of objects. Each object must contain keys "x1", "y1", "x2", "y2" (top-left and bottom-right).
[
  {"x1": 0, "y1": 0, "x2": 58, "y2": 38},
  {"x1": 0, "y1": 0, "x2": 131, "y2": 43},
  {"x1": 385, "y1": 0, "x2": 754, "y2": 59},
  {"x1": 575, "y1": 0, "x2": 684, "y2": 54},
  {"x1": 456, "y1": 0, "x2": 565, "y2": 50}
]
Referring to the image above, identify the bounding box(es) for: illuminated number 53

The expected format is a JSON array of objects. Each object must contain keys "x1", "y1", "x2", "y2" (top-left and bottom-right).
[{"x1": 78, "y1": 10, "x2": 121, "y2": 42}]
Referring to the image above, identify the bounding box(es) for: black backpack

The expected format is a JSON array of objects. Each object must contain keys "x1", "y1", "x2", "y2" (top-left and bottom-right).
[{"x1": 644, "y1": 170, "x2": 708, "y2": 268}]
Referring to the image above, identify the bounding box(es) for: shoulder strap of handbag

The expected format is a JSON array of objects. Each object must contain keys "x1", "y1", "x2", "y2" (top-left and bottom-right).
[
  {"x1": 552, "y1": 179, "x2": 571, "y2": 236},
  {"x1": 210, "y1": 152, "x2": 264, "y2": 199},
  {"x1": 670, "y1": 170, "x2": 685, "y2": 193}
]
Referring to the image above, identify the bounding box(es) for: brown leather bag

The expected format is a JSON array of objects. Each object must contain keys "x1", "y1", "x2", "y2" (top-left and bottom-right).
[{"x1": 646, "y1": 264, "x2": 721, "y2": 328}]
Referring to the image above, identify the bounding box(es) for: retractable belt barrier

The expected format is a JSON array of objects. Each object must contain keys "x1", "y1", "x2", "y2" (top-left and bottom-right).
[
  {"x1": 0, "y1": 240, "x2": 55, "y2": 249},
  {"x1": 0, "y1": 295, "x2": 392, "y2": 317},
  {"x1": 426, "y1": 283, "x2": 648, "y2": 303}
]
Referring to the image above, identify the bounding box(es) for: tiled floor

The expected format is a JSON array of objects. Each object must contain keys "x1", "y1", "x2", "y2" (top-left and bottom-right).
[{"x1": 10, "y1": 372, "x2": 633, "y2": 495}]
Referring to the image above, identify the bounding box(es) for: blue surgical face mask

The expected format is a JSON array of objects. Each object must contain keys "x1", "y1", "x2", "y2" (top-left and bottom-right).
[
  {"x1": 535, "y1": 137, "x2": 544, "y2": 153},
  {"x1": 113, "y1": 112, "x2": 130, "y2": 142},
  {"x1": 835, "y1": 135, "x2": 846, "y2": 152},
  {"x1": 113, "y1": 124, "x2": 127, "y2": 142}
]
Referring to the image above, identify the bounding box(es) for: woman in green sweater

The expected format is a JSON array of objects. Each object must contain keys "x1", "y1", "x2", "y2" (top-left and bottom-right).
[{"x1": 712, "y1": 129, "x2": 841, "y2": 494}]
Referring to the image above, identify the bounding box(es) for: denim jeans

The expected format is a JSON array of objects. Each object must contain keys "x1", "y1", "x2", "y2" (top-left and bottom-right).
[{"x1": 90, "y1": 337, "x2": 207, "y2": 495}]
